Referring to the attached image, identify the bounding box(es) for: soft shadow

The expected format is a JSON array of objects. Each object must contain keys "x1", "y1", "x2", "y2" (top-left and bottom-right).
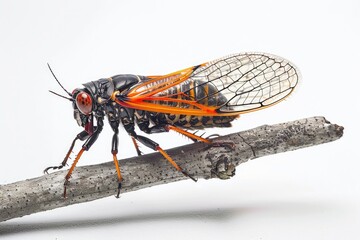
[
  {"x1": 0, "y1": 200, "x2": 338, "y2": 236},
  {"x1": 0, "y1": 208, "x2": 238, "y2": 235}
]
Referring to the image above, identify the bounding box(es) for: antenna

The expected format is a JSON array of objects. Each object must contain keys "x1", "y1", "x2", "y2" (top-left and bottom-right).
[
  {"x1": 49, "y1": 90, "x2": 74, "y2": 101},
  {"x1": 47, "y1": 63, "x2": 72, "y2": 97}
]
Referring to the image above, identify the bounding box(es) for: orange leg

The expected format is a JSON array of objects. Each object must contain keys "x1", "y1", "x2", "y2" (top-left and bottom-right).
[
  {"x1": 112, "y1": 153, "x2": 123, "y2": 198},
  {"x1": 44, "y1": 130, "x2": 90, "y2": 174},
  {"x1": 133, "y1": 133, "x2": 197, "y2": 182},
  {"x1": 165, "y1": 125, "x2": 211, "y2": 144},
  {"x1": 166, "y1": 125, "x2": 235, "y2": 150},
  {"x1": 156, "y1": 146, "x2": 197, "y2": 182},
  {"x1": 64, "y1": 147, "x2": 86, "y2": 198},
  {"x1": 131, "y1": 136, "x2": 142, "y2": 156}
]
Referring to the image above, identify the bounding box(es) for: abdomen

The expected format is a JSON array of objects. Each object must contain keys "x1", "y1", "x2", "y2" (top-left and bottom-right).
[{"x1": 148, "y1": 80, "x2": 238, "y2": 128}]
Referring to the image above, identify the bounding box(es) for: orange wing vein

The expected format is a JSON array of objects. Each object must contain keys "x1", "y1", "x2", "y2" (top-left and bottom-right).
[{"x1": 115, "y1": 53, "x2": 300, "y2": 116}]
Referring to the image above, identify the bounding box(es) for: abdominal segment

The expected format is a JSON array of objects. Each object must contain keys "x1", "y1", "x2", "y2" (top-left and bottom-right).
[{"x1": 148, "y1": 80, "x2": 238, "y2": 128}]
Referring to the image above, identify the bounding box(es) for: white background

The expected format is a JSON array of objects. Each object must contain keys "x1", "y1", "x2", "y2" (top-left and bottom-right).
[{"x1": 0, "y1": 0, "x2": 359, "y2": 239}]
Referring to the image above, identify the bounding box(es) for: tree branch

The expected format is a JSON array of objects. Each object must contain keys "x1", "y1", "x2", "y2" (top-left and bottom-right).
[{"x1": 0, "y1": 116, "x2": 344, "y2": 222}]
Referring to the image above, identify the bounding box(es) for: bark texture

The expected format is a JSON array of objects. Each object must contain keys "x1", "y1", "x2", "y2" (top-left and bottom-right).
[{"x1": 0, "y1": 116, "x2": 344, "y2": 222}]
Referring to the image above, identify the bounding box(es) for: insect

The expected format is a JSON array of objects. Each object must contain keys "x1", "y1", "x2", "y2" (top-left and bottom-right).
[{"x1": 44, "y1": 53, "x2": 299, "y2": 198}]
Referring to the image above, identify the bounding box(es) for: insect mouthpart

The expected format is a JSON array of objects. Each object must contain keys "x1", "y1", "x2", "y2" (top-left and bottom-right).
[{"x1": 73, "y1": 110, "x2": 82, "y2": 126}]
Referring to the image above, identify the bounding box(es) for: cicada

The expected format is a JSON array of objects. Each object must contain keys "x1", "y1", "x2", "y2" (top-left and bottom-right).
[{"x1": 45, "y1": 53, "x2": 299, "y2": 198}]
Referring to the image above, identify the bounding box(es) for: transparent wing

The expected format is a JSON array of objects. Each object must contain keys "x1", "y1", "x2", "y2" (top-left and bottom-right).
[
  {"x1": 189, "y1": 53, "x2": 299, "y2": 113},
  {"x1": 120, "y1": 53, "x2": 299, "y2": 116}
]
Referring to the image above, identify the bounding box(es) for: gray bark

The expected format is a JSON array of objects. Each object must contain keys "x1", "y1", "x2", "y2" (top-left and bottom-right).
[{"x1": 0, "y1": 116, "x2": 344, "y2": 222}]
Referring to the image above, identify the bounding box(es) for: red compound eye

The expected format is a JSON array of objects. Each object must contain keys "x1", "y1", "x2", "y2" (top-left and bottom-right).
[{"x1": 76, "y1": 91, "x2": 93, "y2": 115}]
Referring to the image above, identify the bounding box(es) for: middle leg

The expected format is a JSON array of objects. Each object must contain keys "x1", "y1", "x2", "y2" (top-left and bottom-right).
[{"x1": 110, "y1": 120, "x2": 123, "y2": 198}]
